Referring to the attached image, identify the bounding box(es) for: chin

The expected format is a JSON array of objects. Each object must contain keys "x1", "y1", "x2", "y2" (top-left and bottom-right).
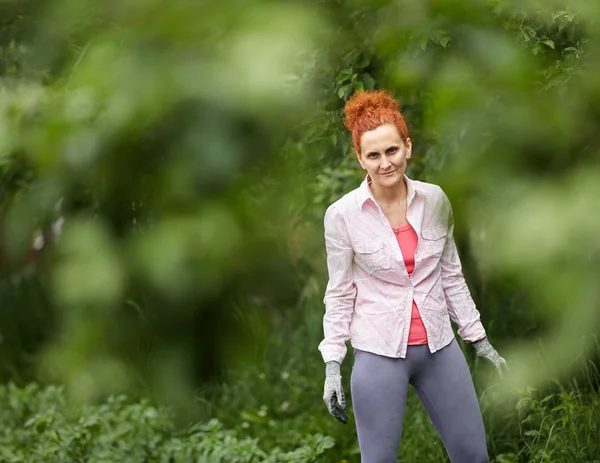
[{"x1": 381, "y1": 172, "x2": 402, "y2": 185}]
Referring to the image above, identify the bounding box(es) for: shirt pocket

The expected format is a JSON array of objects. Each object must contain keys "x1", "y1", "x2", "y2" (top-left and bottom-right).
[
  {"x1": 354, "y1": 238, "x2": 392, "y2": 274},
  {"x1": 420, "y1": 227, "x2": 448, "y2": 260}
]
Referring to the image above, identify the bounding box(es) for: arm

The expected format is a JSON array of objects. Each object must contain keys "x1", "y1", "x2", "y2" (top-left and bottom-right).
[
  {"x1": 318, "y1": 204, "x2": 357, "y2": 365},
  {"x1": 439, "y1": 192, "x2": 487, "y2": 343}
]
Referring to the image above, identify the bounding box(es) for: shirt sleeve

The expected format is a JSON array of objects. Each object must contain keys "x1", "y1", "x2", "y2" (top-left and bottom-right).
[
  {"x1": 317, "y1": 204, "x2": 357, "y2": 364},
  {"x1": 440, "y1": 192, "x2": 487, "y2": 343}
]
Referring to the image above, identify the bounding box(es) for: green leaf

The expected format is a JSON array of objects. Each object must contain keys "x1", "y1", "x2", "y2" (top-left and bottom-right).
[
  {"x1": 542, "y1": 39, "x2": 555, "y2": 50},
  {"x1": 532, "y1": 43, "x2": 541, "y2": 55},
  {"x1": 516, "y1": 397, "x2": 531, "y2": 412},
  {"x1": 337, "y1": 68, "x2": 352, "y2": 83},
  {"x1": 337, "y1": 84, "x2": 351, "y2": 99},
  {"x1": 361, "y1": 73, "x2": 376, "y2": 90}
]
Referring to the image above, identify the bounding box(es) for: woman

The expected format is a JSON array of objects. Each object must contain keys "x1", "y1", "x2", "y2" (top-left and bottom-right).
[{"x1": 318, "y1": 89, "x2": 507, "y2": 463}]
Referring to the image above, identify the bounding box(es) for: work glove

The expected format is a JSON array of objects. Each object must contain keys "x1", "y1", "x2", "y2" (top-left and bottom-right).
[
  {"x1": 473, "y1": 337, "x2": 509, "y2": 378},
  {"x1": 323, "y1": 361, "x2": 348, "y2": 424}
]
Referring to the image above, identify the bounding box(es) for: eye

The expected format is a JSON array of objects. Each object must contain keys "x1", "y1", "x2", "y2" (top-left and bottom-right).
[
  {"x1": 367, "y1": 153, "x2": 378, "y2": 159},
  {"x1": 387, "y1": 147, "x2": 398, "y2": 154}
]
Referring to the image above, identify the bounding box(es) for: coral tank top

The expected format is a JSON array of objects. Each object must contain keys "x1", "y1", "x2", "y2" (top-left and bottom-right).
[{"x1": 393, "y1": 223, "x2": 429, "y2": 345}]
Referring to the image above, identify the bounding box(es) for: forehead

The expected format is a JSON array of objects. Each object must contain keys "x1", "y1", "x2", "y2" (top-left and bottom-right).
[{"x1": 360, "y1": 124, "x2": 402, "y2": 153}]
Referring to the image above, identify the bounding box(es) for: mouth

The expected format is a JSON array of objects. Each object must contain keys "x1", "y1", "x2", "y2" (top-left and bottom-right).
[{"x1": 381, "y1": 170, "x2": 397, "y2": 176}]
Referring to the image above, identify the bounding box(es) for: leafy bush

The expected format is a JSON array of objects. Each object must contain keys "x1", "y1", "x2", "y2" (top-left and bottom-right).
[
  {"x1": 0, "y1": 346, "x2": 597, "y2": 462},
  {"x1": 492, "y1": 385, "x2": 600, "y2": 463},
  {"x1": 0, "y1": 383, "x2": 334, "y2": 463},
  {"x1": 517, "y1": 387, "x2": 600, "y2": 462}
]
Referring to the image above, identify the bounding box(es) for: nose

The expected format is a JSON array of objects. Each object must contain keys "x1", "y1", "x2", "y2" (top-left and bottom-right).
[{"x1": 380, "y1": 157, "x2": 391, "y2": 170}]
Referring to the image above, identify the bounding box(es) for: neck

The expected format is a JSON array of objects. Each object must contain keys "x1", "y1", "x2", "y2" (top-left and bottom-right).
[{"x1": 370, "y1": 176, "x2": 408, "y2": 206}]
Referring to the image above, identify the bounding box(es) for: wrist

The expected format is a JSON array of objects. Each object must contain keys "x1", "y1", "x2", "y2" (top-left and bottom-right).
[
  {"x1": 473, "y1": 337, "x2": 492, "y2": 354},
  {"x1": 325, "y1": 361, "x2": 341, "y2": 376}
]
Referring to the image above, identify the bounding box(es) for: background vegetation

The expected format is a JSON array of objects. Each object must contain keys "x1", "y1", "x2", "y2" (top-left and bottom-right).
[{"x1": 0, "y1": 0, "x2": 598, "y2": 461}]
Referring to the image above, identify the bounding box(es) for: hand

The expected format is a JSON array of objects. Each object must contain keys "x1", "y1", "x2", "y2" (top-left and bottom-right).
[
  {"x1": 473, "y1": 337, "x2": 509, "y2": 378},
  {"x1": 323, "y1": 361, "x2": 348, "y2": 424}
]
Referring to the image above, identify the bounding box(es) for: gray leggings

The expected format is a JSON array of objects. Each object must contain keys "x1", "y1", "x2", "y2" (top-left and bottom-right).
[{"x1": 350, "y1": 339, "x2": 489, "y2": 463}]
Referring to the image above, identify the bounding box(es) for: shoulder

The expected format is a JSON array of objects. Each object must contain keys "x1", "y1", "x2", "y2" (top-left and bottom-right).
[
  {"x1": 323, "y1": 187, "x2": 361, "y2": 241},
  {"x1": 324, "y1": 186, "x2": 361, "y2": 219},
  {"x1": 412, "y1": 179, "x2": 453, "y2": 227},
  {"x1": 412, "y1": 179, "x2": 449, "y2": 205}
]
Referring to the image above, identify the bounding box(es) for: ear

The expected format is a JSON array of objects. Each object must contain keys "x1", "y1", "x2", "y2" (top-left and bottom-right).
[{"x1": 405, "y1": 138, "x2": 413, "y2": 158}]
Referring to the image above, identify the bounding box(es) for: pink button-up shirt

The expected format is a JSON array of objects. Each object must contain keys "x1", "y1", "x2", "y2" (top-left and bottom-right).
[{"x1": 318, "y1": 174, "x2": 486, "y2": 364}]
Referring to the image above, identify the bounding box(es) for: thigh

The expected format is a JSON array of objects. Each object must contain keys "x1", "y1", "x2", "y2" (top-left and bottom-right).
[
  {"x1": 412, "y1": 340, "x2": 489, "y2": 463},
  {"x1": 351, "y1": 349, "x2": 410, "y2": 463}
]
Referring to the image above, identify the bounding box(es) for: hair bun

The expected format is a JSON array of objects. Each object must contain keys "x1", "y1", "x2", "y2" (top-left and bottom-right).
[{"x1": 344, "y1": 89, "x2": 400, "y2": 132}]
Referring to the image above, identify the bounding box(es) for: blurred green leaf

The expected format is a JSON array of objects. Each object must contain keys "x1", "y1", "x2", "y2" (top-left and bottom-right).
[{"x1": 542, "y1": 38, "x2": 555, "y2": 49}]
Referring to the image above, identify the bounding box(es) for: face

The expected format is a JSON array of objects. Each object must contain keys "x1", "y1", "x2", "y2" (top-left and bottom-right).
[{"x1": 357, "y1": 124, "x2": 412, "y2": 188}]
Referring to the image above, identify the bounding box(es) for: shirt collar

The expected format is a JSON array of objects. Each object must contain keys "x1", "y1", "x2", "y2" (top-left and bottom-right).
[{"x1": 358, "y1": 173, "x2": 416, "y2": 209}]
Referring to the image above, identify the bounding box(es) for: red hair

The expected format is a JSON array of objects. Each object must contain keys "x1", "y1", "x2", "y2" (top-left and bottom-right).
[{"x1": 343, "y1": 89, "x2": 409, "y2": 154}]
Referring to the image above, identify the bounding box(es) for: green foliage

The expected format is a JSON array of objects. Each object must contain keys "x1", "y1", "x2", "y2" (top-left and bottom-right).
[
  {"x1": 491, "y1": 383, "x2": 600, "y2": 462},
  {"x1": 0, "y1": 383, "x2": 334, "y2": 463},
  {"x1": 0, "y1": 0, "x2": 335, "y2": 404},
  {"x1": 518, "y1": 388, "x2": 600, "y2": 462}
]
